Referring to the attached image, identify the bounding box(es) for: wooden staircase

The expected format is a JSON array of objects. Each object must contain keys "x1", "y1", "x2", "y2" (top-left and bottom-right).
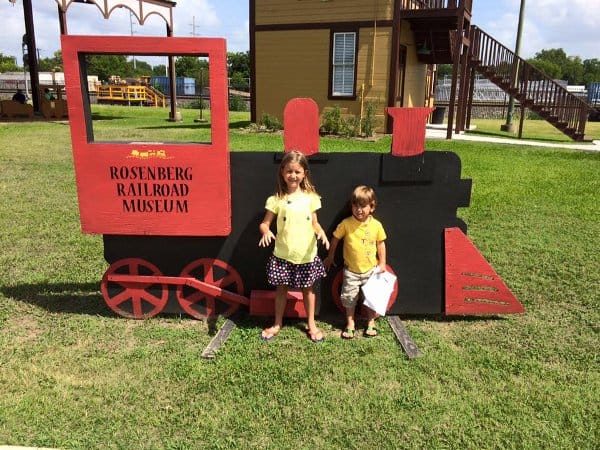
[
  {"x1": 399, "y1": 0, "x2": 591, "y2": 141},
  {"x1": 468, "y1": 26, "x2": 590, "y2": 141}
]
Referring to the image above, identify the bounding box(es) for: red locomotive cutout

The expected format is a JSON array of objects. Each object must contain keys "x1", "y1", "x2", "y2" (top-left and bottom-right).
[
  {"x1": 61, "y1": 35, "x2": 524, "y2": 321},
  {"x1": 61, "y1": 35, "x2": 231, "y2": 236}
]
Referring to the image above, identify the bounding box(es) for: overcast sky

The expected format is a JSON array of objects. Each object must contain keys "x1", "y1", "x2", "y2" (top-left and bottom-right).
[{"x1": 1, "y1": 0, "x2": 598, "y2": 67}]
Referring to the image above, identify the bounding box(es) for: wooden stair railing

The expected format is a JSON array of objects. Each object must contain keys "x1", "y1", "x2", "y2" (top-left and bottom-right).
[
  {"x1": 399, "y1": 0, "x2": 472, "y2": 11},
  {"x1": 469, "y1": 26, "x2": 590, "y2": 141},
  {"x1": 145, "y1": 85, "x2": 167, "y2": 108}
]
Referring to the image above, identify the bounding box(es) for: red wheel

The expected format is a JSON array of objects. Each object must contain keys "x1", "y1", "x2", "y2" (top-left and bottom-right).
[
  {"x1": 331, "y1": 265, "x2": 398, "y2": 317},
  {"x1": 176, "y1": 258, "x2": 245, "y2": 319},
  {"x1": 101, "y1": 258, "x2": 168, "y2": 319}
]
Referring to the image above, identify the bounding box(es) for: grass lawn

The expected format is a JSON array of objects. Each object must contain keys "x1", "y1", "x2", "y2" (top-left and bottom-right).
[{"x1": 0, "y1": 106, "x2": 598, "y2": 449}]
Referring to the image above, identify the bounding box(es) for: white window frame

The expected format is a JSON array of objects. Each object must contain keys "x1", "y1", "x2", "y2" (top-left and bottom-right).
[{"x1": 331, "y1": 32, "x2": 356, "y2": 97}]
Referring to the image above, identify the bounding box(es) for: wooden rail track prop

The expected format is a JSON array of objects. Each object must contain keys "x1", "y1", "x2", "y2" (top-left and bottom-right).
[{"x1": 61, "y1": 35, "x2": 525, "y2": 358}]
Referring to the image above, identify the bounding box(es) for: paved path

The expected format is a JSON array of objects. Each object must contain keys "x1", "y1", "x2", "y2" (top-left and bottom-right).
[{"x1": 426, "y1": 124, "x2": 600, "y2": 152}]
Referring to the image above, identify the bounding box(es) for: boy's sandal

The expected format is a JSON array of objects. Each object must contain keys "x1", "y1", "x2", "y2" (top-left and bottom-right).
[
  {"x1": 306, "y1": 328, "x2": 324, "y2": 343},
  {"x1": 364, "y1": 326, "x2": 378, "y2": 337},
  {"x1": 260, "y1": 326, "x2": 280, "y2": 341},
  {"x1": 341, "y1": 329, "x2": 355, "y2": 339}
]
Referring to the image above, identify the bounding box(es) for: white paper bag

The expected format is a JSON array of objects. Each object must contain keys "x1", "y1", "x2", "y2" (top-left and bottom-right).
[{"x1": 361, "y1": 270, "x2": 397, "y2": 316}]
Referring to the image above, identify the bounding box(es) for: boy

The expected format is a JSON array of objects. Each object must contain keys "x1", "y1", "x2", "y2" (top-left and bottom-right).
[{"x1": 324, "y1": 185, "x2": 387, "y2": 338}]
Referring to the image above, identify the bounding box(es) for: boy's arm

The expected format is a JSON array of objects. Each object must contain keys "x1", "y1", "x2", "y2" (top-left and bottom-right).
[
  {"x1": 323, "y1": 237, "x2": 340, "y2": 271},
  {"x1": 376, "y1": 240, "x2": 387, "y2": 272}
]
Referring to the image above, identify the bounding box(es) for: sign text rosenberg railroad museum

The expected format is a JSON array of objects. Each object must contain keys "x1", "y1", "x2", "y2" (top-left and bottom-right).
[{"x1": 109, "y1": 165, "x2": 192, "y2": 213}]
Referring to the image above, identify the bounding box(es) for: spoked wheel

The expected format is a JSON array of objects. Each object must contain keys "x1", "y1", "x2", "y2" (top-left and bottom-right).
[
  {"x1": 176, "y1": 258, "x2": 245, "y2": 319},
  {"x1": 331, "y1": 266, "x2": 398, "y2": 317},
  {"x1": 101, "y1": 258, "x2": 169, "y2": 319}
]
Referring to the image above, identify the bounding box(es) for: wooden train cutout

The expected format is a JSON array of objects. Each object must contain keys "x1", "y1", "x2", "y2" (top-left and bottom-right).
[{"x1": 61, "y1": 35, "x2": 524, "y2": 321}]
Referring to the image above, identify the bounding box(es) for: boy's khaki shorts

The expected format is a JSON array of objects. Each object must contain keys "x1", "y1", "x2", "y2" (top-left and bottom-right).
[{"x1": 340, "y1": 266, "x2": 377, "y2": 309}]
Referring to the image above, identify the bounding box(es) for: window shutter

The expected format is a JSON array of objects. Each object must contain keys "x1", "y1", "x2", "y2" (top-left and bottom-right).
[{"x1": 332, "y1": 32, "x2": 356, "y2": 96}]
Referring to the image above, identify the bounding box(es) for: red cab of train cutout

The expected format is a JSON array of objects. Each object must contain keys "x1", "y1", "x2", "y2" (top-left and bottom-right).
[{"x1": 61, "y1": 34, "x2": 525, "y2": 321}]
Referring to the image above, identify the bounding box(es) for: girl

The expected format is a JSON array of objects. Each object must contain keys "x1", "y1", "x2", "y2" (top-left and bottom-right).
[{"x1": 258, "y1": 151, "x2": 330, "y2": 342}]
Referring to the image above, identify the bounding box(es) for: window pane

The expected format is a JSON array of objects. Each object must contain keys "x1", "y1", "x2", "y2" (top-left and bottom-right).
[{"x1": 332, "y1": 32, "x2": 355, "y2": 96}]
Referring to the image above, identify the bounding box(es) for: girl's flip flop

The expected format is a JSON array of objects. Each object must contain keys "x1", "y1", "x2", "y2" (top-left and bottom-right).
[
  {"x1": 307, "y1": 329, "x2": 324, "y2": 343},
  {"x1": 260, "y1": 326, "x2": 280, "y2": 341}
]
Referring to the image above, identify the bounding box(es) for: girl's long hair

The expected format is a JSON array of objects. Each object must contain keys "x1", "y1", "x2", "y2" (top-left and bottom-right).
[{"x1": 275, "y1": 150, "x2": 317, "y2": 198}]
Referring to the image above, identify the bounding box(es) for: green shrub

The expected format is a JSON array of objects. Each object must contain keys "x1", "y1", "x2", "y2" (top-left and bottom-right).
[
  {"x1": 229, "y1": 95, "x2": 248, "y2": 112},
  {"x1": 321, "y1": 105, "x2": 343, "y2": 135},
  {"x1": 258, "y1": 113, "x2": 282, "y2": 131},
  {"x1": 183, "y1": 99, "x2": 209, "y2": 110},
  {"x1": 361, "y1": 101, "x2": 377, "y2": 137},
  {"x1": 341, "y1": 115, "x2": 361, "y2": 138}
]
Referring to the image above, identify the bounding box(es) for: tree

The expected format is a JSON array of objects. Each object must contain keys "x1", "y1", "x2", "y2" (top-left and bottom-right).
[
  {"x1": 528, "y1": 58, "x2": 561, "y2": 80},
  {"x1": 128, "y1": 59, "x2": 153, "y2": 78},
  {"x1": 38, "y1": 50, "x2": 63, "y2": 72},
  {"x1": 435, "y1": 64, "x2": 453, "y2": 81},
  {"x1": 85, "y1": 55, "x2": 133, "y2": 82},
  {"x1": 227, "y1": 51, "x2": 249, "y2": 78},
  {"x1": 152, "y1": 64, "x2": 167, "y2": 76},
  {"x1": 175, "y1": 56, "x2": 208, "y2": 79},
  {"x1": 582, "y1": 59, "x2": 600, "y2": 86},
  {"x1": 527, "y1": 48, "x2": 585, "y2": 84},
  {"x1": 0, "y1": 52, "x2": 20, "y2": 72}
]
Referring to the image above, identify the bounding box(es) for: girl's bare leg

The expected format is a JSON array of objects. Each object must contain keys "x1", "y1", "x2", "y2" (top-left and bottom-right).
[
  {"x1": 302, "y1": 287, "x2": 323, "y2": 340},
  {"x1": 261, "y1": 285, "x2": 287, "y2": 339}
]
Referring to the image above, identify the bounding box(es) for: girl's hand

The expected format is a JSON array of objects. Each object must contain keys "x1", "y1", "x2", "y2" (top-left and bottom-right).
[
  {"x1": 377, "y1": 263, "x2": 387, "y2": 273},
  {"x1": 316, "y1": 230, "x2": 330, "y2": 250},
  {"x1": 259, "y1": 230, "x2": 276, "y2": 247},
  {"x1": 323, "y1": 255, "x2": 334, "y2": 271}
]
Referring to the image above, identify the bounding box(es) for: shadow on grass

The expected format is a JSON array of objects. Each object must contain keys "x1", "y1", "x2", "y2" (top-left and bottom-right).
[
  {"x1": 1, "y1": 282, "x2": 260, "y2": 335},
  {"x1": 1, "y1": 281, "x2": 112, "y2": 317},
  {"x1": 91, "y1": 113, "x2": 128, "y2": 121}
]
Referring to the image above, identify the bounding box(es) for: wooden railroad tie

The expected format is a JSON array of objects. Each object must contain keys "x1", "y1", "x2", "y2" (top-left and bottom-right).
[
  {"x1": 387, "y1": 316, "x2": 421, "y2": 359},
  {"x1": 201, "y1": 318, "x2": 237, "y2": 360}
]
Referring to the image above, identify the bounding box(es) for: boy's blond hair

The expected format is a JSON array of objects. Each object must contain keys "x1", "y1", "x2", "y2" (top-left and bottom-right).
[{"x1": 351, "y1": 185, "x2": 377, "y2": 211}]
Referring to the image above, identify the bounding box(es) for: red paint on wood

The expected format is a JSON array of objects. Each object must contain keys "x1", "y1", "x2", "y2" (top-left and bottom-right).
[
  {"x1": 101, "y1": 258, "x2": 168, "y2": 319},
  {"x1": 283, "y1": 98, "x2": 320, "y2": 155},
  {"x1": 249, "y1": 290, "x2": 307, "y2": 318},
  {"x1": 61, "y1": 35, "x2": 231, "y2": 236},
  {"x1": 445, "y1": 228, "x2": 525, "y2": 315},
  {"x1": 176, "y1": 258, "x2": 245, "y2": 319},
  {"x1": 386, "y1": 107, "x2": 434, "y2": 157},
  {"x1": 330, "y1": 265, "x2": 398, "y2": 317}
]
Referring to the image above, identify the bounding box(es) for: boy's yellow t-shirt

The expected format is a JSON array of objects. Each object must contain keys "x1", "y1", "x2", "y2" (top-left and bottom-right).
[
  {"x1": 265, "y1": 191, "x2": 321, "y2": 264},
  {"x1": 333, "y1": 215, "x2": 386, "y2": 274}
]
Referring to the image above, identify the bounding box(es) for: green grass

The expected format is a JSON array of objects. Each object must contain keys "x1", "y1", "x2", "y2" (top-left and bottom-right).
[{"x1": 0, "y1": 107, "x2": 598, "y2": 449}]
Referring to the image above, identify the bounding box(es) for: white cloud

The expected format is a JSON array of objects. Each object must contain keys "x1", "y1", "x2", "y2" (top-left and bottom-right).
[{"x1": 1, "y1": 0, "x2": 597, "y2": 66}]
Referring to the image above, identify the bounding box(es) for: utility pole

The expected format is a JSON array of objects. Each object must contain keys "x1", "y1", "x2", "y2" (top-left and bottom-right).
[
  {"x1": 501, "y1": 0, "x2": 526, "y2": 133},
  {"x1": 129, "y1": 11, "x2": 137, "y2": 69},
  {"x1": 22, "y1": 0, "x2": 40, "y2": 112},
  {"x1": 190, "y1": 16, "x2": 201, "y2": 36}
]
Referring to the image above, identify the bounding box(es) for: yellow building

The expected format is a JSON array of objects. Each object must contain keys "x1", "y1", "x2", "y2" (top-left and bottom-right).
[{"x1": 250, "y1": 0, "x2": 462, "y2": 133}]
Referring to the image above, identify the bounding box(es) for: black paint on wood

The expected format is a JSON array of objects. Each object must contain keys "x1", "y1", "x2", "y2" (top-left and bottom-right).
[{"x1": 103, "y1": 151, "x2": 471, "y2": 317}]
